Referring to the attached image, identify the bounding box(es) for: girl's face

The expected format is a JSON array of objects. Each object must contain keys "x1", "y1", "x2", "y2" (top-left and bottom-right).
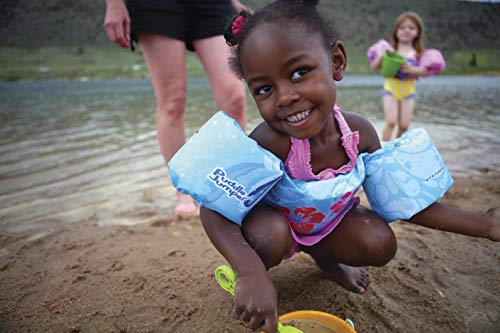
[
  {"x1": 240, "y1": 22, "x2": 346, "y2": 140},
  {"x1": 396, "y1": 18, "x2": 419, "y2": 44}
]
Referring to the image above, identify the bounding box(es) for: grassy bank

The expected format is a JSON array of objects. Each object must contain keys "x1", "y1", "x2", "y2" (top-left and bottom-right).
[{"x1": 1, "y1": 45, "x2": 499, "y2": 82}]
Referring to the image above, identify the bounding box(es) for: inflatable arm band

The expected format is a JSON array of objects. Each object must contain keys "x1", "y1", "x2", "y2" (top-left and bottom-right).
[
  {"x1": 366, "y1": 39, "x2": 394, "y2": 64},
  {"x1": 418, "y1": 49, "x2": 446, "y2": 76},
  {"x1": 362, "y1": 128, "x2": 453, "y2": 222},
  {"x1": 168, "y1": 111, "x2": 283, "y2": 225}
]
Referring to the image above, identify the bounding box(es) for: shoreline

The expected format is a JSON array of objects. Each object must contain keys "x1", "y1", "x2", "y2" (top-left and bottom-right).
[
  {"x1": 2, "y1": 70, "x2": 499, "y2": 84},
  {"x1": 1, "y1": 173, "x2": 499, "y2": 332},
  {"x1": 2, "y1": 46, "x2": 499, "y2": 82}
]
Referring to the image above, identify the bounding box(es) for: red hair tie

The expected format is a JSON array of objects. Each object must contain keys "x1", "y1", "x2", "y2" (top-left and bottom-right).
[{"x1": 231, "y1": 15, "x2": 245, "y2": 36}]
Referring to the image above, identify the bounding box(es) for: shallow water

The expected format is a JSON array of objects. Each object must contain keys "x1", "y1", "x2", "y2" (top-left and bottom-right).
[{"x1": 0, "y1": 75, "x2": 498, "y2": 231}]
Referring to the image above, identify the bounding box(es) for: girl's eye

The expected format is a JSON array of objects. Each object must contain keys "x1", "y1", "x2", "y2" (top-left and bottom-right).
[
  {"x1": 255, "y1": 85, "x2": 272, "y2": 95},
  {"x1": 291, "y1": 68, "x2": 310, "y2": 80}
]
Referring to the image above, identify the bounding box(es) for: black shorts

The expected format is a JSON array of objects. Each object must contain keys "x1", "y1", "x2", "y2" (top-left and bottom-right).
[{"x1": 127, "y1": 0, "x2": 232, "y2": 51}]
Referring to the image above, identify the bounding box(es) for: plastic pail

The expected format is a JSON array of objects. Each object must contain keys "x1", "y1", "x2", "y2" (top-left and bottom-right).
[
  {"x1": 274, "y1": 310, "x2": 356, "y2": 333},
  {"x1": 380, "y1": 52, "x2": 406, "y2": 77}
]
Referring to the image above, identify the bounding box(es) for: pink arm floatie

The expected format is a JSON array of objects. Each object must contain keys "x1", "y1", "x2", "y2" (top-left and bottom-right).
[
  {"x1": 366, "y1": 39, "x2": 394, "y2": 64},
  {"x1": 418, "y1": 49, "x2": 446, "y2": 76}
]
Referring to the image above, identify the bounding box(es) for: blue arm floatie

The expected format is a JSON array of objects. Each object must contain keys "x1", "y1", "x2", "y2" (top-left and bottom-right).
[
  {"x1": 169, "y1": 112, "x2": 452, "y2": 225},
  {"x1": 168, "y1": 111, "x2": 283, "y2": 225},
  {"x1": 362, "y1": 128, "x2": 454, "y2": 222}
]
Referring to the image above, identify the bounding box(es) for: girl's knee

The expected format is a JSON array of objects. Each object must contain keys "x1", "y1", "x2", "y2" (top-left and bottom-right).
[
  {"x1": 242, "y1": 206, "x2": 292, "y2": 268},
  {"x1": 344, "y1": 207, "x2": 397, "y2": 266},
  {"x1": 362, "y1": 225, "x2": 397, "y2": 266}
]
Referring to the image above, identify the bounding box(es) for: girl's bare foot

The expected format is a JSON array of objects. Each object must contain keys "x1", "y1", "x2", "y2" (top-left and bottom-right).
[
  {"x1": 174, "y1": 193, "x2": 198, "y2": 217},
  {"x1": 324, "y1": 263, "x2": 368, "y2": 294},
  {"x1": 486, "y1": 207, "x2": 500, "y2": 241}
]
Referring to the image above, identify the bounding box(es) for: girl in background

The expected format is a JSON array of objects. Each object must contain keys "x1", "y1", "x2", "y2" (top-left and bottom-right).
[{"x1": 370, "y1": 12, "x2": 428, "y2": 141}]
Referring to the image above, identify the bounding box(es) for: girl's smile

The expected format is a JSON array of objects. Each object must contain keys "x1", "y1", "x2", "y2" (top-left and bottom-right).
[
  {"x1": 239, "y1": 22, "x2": 346, "y2": 140},
  {"x1": 396, "y1": 18, "x2": 419, "y2": 44},
  {"x1": 285, "y1": 108, "x2": 311, "y2": 124}
]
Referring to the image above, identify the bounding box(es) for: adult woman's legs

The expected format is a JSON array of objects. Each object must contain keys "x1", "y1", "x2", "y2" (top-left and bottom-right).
[
  {"x1": 138, "y1": 34, "x2": 198, "y2": 216},
  {"x1": 193, "y1": 36, "x2": 247, "y2": 130},
  {"x1": 382, "y1": 94, "x2": 399, "y2": 141},
  {"x1": 397, "y1": 97, "x2": 415, "y2": 138}
]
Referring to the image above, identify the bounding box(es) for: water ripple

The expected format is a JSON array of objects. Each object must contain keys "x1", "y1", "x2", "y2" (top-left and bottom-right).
[{"x1": 0, "y1": 76, "x2": 499, "y2": 231}]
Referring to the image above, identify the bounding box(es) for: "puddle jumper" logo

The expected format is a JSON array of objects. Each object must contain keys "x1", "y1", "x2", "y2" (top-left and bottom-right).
[{"x1": 208, "y1": 168, "x2": 250, "y2": 202}]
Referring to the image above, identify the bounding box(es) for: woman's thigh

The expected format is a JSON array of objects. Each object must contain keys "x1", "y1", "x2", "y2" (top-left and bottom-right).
[
  {"x1": 137, "y1": 34, "x2": 187, "y2": 104},
  {"x1": 193, "y1": 36, "x2": 245, "y2": 105}
]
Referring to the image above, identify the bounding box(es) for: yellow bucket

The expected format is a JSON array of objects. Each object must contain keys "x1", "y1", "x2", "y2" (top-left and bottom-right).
[
  {"x1": 270, "y1": 310, "x2": 356, "y2": 333},
  {"x1": 215, "y1": 265, "x2": 356, "y2": 333}
]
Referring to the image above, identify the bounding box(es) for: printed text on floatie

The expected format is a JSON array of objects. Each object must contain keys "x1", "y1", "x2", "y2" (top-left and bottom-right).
[{"x1": 208, "y1": 168, "x2": 249, "y2": 202}]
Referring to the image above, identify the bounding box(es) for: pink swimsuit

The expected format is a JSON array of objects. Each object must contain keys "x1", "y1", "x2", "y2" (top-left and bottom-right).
[
  {"x1": 274, "y1": 106, "x2": 362, "y2": 255},
  {"x1": 285, "y1": 106, "x2": 360, "y2": 181}
]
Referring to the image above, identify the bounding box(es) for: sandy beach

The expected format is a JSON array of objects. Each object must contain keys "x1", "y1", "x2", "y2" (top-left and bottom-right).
[{"x1": 0, "y1": 173, "x2": 499, "y2": 333}]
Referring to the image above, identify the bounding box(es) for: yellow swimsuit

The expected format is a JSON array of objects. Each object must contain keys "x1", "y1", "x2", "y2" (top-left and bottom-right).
[{"x1": 382, "y1": 51, "x2": 418, "y2": 100}]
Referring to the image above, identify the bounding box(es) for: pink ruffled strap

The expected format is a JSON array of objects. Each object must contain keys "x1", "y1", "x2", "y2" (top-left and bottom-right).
[{"x1": 285, "y1": 106, "x2": 359, "y2": 181}]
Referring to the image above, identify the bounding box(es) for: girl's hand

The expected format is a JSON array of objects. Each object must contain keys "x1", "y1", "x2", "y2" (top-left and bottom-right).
[
  {"x1": 104, "y1": 0, "x2": 131, "y2": 48},
  {"x1": 400, "y1": 63, "x2": 427, "y2": 78},
  {"x1": 400, "y1": 62, "x2": 418, "y2": 79},
  {"x1": 234, "y1": 271, "x2": 278, "y2": 333},
  {"x1": 370, "y1": 52, "x2": 385, "y2": 71},
  {"x1": 400, "y1": 62, "x2": 413, "y2": 74},
  {"x1": 231, "y1": 0, "x2": 254, "y2": 14}
]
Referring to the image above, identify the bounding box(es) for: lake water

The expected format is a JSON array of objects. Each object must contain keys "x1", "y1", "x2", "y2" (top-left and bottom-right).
[{"x1": 0, "y1": 75, "x2": 499, "y2": 231}]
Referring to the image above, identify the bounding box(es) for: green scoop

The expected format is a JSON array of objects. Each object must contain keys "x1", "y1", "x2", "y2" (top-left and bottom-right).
[{"x1": 215, "y1": 264, "x2": 303, "y2": 333}]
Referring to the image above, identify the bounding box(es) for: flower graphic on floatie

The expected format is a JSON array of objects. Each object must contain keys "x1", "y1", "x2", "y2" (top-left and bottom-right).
[
  {"x1": 330, "y1": 191, "x2": 355, "y2": 213},
  {"x1": 276, "y1": 206, "x2": 325, "y2": 234}
]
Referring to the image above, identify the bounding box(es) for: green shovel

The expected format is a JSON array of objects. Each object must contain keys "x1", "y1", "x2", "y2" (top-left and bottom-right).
[{"x1": 215, "y1": 264, "x2": 303, "y2": 333}]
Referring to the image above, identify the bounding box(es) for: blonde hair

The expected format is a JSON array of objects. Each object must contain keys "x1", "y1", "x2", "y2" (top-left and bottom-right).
[{"x1": 390, "y1": 12, "x2": 425, "y2": 56}]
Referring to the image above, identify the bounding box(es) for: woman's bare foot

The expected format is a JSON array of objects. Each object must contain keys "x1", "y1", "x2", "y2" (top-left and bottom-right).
[
  {"x1": 324, "y1": 263, "x2": 368, "y2": 294},
  {"x1": 486, "y1": 207, "x2": 500, "y2": 241},
  {"x1": 174, "y1": 193, "x2": 198, "y2": 217}
]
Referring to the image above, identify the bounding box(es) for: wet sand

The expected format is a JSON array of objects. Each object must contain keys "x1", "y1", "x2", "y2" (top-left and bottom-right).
[{"x1": 0, "y1": 174, "x2": 499, "y2": 333}]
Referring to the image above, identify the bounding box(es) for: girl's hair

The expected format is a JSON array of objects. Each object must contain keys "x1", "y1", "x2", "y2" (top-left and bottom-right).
[
  {"x1": 390, "y1": 12, "x2": 426, "y2": 56},
  {"x1": 224, "y1": 0, "x2": 339, "y2": 78}
]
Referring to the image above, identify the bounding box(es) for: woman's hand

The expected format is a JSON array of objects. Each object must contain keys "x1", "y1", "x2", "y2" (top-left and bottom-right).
[
  {"x1": 104, "y1": 0, "x2": 131, "y2": 48},
  {"x1": 234, "y1": 270, "x2": 278, "y2": 333},
  {"x1": 231, "y1": 0, "x2": 253, "y2": 14}
]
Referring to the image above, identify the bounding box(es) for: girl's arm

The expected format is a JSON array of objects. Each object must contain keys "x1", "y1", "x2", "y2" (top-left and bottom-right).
[
  {"x1": 199, "y1": 123, "x2": 286, "y2": 332},
  {"x1": 200, "y1": 207, "x2": 279, "y2": 333},
  {"x1": 400, "y1": 62, "x2": 428, "y2": 78},
  {"x1": 343, "y1": 111, "x2": 381, "y2": 153},
  {"x1": 249, "y1": 122, "x2": 291, "y2": 161},
  {"x1": 370, "y1": 53, "x2": 385, "y2": 71},
  {"x1": 200, "y1": 207, "x2": 268, "y2": 277}
]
